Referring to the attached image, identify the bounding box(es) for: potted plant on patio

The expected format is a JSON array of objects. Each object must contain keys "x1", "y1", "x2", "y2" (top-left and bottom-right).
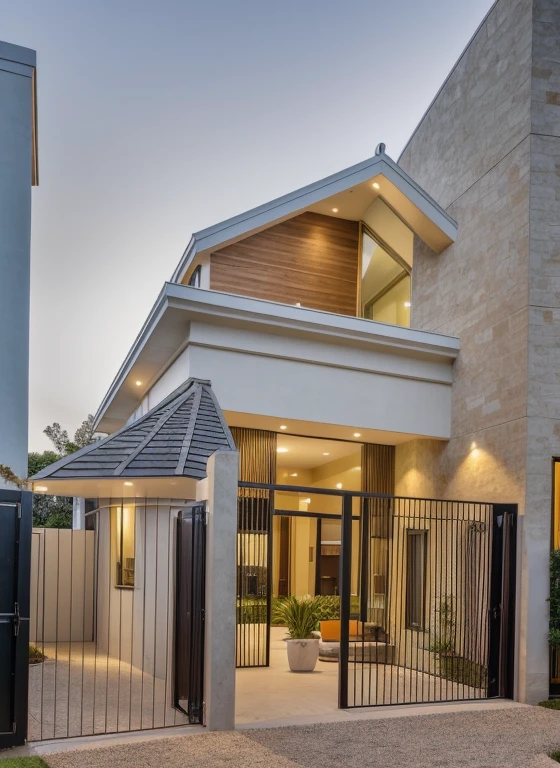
[{"x1": 272, "y1": 595, "x2": 320, "y2": 672}]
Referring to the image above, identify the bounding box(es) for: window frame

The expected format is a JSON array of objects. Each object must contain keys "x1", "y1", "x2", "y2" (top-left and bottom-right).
[
  {"x1": 114, "y1": 503, "x2": 135, "y2": 589},
  {"x1": 358, "y1": 221, "x2": 412, "y2": 321},
  {"x1": 405, "y1": 529, "x2": 427, "y2": 631},
  {"x1": 187, "y1": 265, "x2": 202, "y2": 288}
]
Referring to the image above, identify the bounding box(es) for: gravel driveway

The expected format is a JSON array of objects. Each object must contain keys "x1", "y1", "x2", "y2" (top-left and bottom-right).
[{"x1": 42, "y1": 707, "x2": 560, "y2": 768}]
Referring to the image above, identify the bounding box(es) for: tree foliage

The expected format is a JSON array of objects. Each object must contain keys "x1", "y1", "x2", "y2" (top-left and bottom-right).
[
  {"x1": 43, "y1": 414, "x2": 99, "y2": 456},
  {"x1": 550, "y1": 549, "x2": 560, "y2": 649}
]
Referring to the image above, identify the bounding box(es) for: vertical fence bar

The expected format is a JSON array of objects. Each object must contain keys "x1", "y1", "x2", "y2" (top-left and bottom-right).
[
  {"x1": 488, "y1": 505, "x2": 505, "y2": 698},
  {"x1": 338, "y1": 493, "x2": 352, "y2": 709}
]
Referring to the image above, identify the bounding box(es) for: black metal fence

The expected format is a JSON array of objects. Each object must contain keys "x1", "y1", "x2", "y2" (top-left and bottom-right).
[
  {"x1": 27, "y1": 498, "x2": 192, "y2": 740},
  {"x1": 236, "y1": 496, "x2": 271, "y2": 668},
  {"x1": 236, "y1": 483, "x2": 517, "y2": 709}
]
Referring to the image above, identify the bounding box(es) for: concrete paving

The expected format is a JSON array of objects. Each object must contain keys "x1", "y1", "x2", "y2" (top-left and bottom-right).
[
  {"x1": 28, "y1": 642, "x2": 187, "y2": 740},
  {"x1": 235, "y1": 626, "x2": 485, "y2": 725},
  {"x1": 28, "y1": 627, "x2": 489, "y2": 739},
  {"x1": 21, "y1": 706, "x2": 560, "y2": 768}
]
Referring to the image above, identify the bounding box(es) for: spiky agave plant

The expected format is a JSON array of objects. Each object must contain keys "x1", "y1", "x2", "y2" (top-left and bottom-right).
[{"x1": 272, "y1": 595, "x2": 320, "y2": 639}]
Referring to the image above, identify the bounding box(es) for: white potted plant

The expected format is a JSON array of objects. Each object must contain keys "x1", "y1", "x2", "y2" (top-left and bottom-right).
[{"x1": 273, "y1": 595, "x2": 320, "y2": 672}]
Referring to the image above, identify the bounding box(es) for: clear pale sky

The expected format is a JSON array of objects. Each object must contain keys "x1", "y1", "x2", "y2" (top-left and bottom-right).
[{"x1": 1, "y1": 0, "x2": 494, "y2": 451}]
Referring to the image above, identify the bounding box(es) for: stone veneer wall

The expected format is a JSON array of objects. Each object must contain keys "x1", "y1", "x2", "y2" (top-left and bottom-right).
[{"x1": 397, "y1": 0, "x2": 547, "y2": 701}]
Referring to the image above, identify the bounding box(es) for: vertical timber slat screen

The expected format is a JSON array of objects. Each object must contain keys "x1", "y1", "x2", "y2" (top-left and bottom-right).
[{"x1": 232, "y1": 428, "x2": 276, "y2": 668}]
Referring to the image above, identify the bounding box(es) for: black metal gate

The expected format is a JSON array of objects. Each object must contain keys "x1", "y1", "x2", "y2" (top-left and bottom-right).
[
  {"x1": 174, "y1": 504, "x2": 206, "y2": 723},
  {"x1": 0, "y1": 489, "x2": 32, "y2": 749},
  {"x1": 340, "y1": 496, "x2": 517, "y2": 708},
  {"x1": 235, "y1": 482, "x2": 517, "y2": 709}
]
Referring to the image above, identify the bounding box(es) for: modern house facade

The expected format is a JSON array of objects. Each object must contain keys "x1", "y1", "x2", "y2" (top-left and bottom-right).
[{"x1": 27, "y1": 0, "x2": 560, "y2": 738}]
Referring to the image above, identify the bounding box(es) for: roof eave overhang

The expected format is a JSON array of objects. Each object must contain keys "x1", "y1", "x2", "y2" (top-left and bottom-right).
[
  {"x1": 93, "y1": 283, "x2": 460, "y2": 434},
  {"x1": 171, "y1": 153, "x2": 457, "y2": 284}
]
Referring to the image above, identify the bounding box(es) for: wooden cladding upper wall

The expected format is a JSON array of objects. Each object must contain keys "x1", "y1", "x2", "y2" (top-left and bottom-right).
[{"x1": 210, "y1": 212, "x2": 359, "y2": 316}]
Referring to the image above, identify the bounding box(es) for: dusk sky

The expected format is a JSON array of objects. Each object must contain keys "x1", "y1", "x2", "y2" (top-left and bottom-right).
[{"x1": 1, "y1": 0, "x2": 494, "y2": 451}]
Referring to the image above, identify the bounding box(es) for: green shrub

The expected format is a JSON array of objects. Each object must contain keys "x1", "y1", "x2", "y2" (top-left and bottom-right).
[
  {"x1": 439, "y1": 656, "x2": 487, "y2": 688},
  {"x1": 29, "y1": 644, "x2": 46, "y2": 664},
  {"x1": 236, "y1": 598, "x2": 267, "y2": 624},
  {"x1": 550, "y1": 550, "x2": 560, "y2": 649},
  {"x1": 549, "y1": 750, "x2": 560, "y2": 763},
  {"x1": 272, "y1": 596, "x2": 321, "y2": 639},
  {"x1": 539, "y1": 699, "x2": 560, "y2": 710},
  {"x1": 314, "y1": 595, "x2": 340, "y2": 621}
]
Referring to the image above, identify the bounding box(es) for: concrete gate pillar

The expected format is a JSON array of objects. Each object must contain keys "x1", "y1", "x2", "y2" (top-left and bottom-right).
[{"x1": 197, "y1": 449, "x2": 239, "y2": 730}]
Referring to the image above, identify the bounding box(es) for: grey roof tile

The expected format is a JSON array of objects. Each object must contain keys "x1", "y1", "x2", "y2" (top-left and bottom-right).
[{"x1": 31, "y1": 379, "x2": 236, "y2": 481}]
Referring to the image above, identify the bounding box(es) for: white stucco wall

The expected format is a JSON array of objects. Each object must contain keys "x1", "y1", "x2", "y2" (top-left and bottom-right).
[
  {"x1": 141, "y1": 318, "x2": 456, "y2": 440},
  {"x1": 0, "y1": 42, "x2": 36, "y2": 484}
]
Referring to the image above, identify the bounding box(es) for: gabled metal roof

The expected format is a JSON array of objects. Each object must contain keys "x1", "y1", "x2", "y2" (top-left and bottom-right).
[
  {"x1": 32, "y1": 379, "x2": 236, "y2": 482},
  {"x1": 171, "y1": 149, "x2": 458, "y2": 284}
]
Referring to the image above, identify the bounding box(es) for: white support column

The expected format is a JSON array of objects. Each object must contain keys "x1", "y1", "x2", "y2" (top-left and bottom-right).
[
  {"x1": 199, "y1": 449, "x2": 238, "y2": 731},
  {"x1": 72, "y1": 497, "x2": 85, "y2": 530}
]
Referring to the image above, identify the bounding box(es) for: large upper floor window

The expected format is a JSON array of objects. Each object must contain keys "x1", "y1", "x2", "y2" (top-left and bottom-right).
[{"x1": 360, "y1": 224, "x2": 411, "y2": 327}]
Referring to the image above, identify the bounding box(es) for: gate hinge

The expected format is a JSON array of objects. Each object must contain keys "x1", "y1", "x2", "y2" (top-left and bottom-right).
[{"x1": 13, "y1": 603, "x2": 20, "y2": 636}]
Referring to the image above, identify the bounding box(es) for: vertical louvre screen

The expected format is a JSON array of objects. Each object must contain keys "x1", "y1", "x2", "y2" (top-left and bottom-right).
[{"x1": 232, "y1": 428, "x2": 276, "y2": 669}]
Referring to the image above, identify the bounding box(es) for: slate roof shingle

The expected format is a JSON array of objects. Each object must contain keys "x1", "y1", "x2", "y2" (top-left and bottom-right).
[{"x1": 31, "y1": 379, "x2": 236, "y2": 482}]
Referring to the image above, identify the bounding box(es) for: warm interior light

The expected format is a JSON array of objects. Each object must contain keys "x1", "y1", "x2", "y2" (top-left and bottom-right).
[
  {"x1": 404, "y1": 301, "x2": 411, "y2": 308},
  {"x1": 323, "y1": 452, "x2": 330, "y2": 456},
  {"x1": 295, "y1": 302, "x2": 301, "y2": 307},
  {"x1": 277, "y1": 447, "x2": 289, "y2": 453},
  {"x1": 372, "y1": 182, "x2": 380, "y2": 190},
  {"x1": 302, "y1": 498, "x2": 311, "y2": 504},
  {"x1": 135, "y1": 380, "x2": 142, "y2": 386},
  {"x1": 289, "y1": 472, "x2": 298, "y2": 477},
  {"x1": 353, "y1": 466, "x2": 361, "y2": 471},
  {"x1": 124, "y1": 481, "x2": 134, "y2": 487},
  {"x1": 336, "y1": 482, "x2": 343, "y2": 489},
  {"x1": 332, "y1": 207, "x2": 339, "y2": 213},
  {"x1": 35, "y1": 485, "x2": 48, "y2": 492},
  {"x1": 353, "y1": 432, "x2": 361, "y2": 438},
  {"x1": 471, "y1": 442, "x2": 477, "y2": 450},
  {"x1": 280, "y1": 425, "x2": 287, "y2": 430}
]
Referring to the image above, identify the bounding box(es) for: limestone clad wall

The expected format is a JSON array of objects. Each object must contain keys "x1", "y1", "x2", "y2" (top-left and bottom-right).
[{"x1": 397, "y1": 0, "x2": 543, "y2": 701}]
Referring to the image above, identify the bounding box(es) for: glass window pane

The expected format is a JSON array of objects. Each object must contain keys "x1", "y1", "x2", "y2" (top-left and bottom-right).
[{"x1": 361, "y1": 230, "x2": 411, "y2": 327}]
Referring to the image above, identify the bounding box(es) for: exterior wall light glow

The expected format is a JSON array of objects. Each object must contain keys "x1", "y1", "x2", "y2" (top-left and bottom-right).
[
  {"x1": 277, "y1": 447, "x2": 288, "y2": 453},
  {"x1": 135, "y1": 381, "x2": 142, "y2": 386},
  {"x1": 323, "y1": 452, "x2": 330, "y2": 456},
  {"x1": 289, "y1": 472, "x2": 298, "y2": 477},
  {"x1": 404, "y1": 301, "x2": 411, "y2": 308},
  {"x1": 332, "y1": 208, "x2": 339, "y2": 213},
  {"x1": 35, "y1": 485, "x2": 48, "y2": 492},
  {"x1": 280, "y1": 425, "x2": 287, "y2": 430},
  {"x1": 372, "y1": 182, "x2": 380, "y2": 190},
  {"x1": 353, "y1": 432, "x2": 361, "y2": 438},
  {"x1": 124, "y1": 481, "x2": 134, "y2": 487},
  {"x1": 336, "y1": 482, "x2": 343, "y2": 489},
  {"x1": 302, "y1": 498, "x2": 311, "y2": 504}
]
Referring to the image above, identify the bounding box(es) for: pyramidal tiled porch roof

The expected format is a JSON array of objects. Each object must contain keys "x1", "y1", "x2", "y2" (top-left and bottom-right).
[{"x1": 31, "y1": 379, "x2": 236, "y2": 482}]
